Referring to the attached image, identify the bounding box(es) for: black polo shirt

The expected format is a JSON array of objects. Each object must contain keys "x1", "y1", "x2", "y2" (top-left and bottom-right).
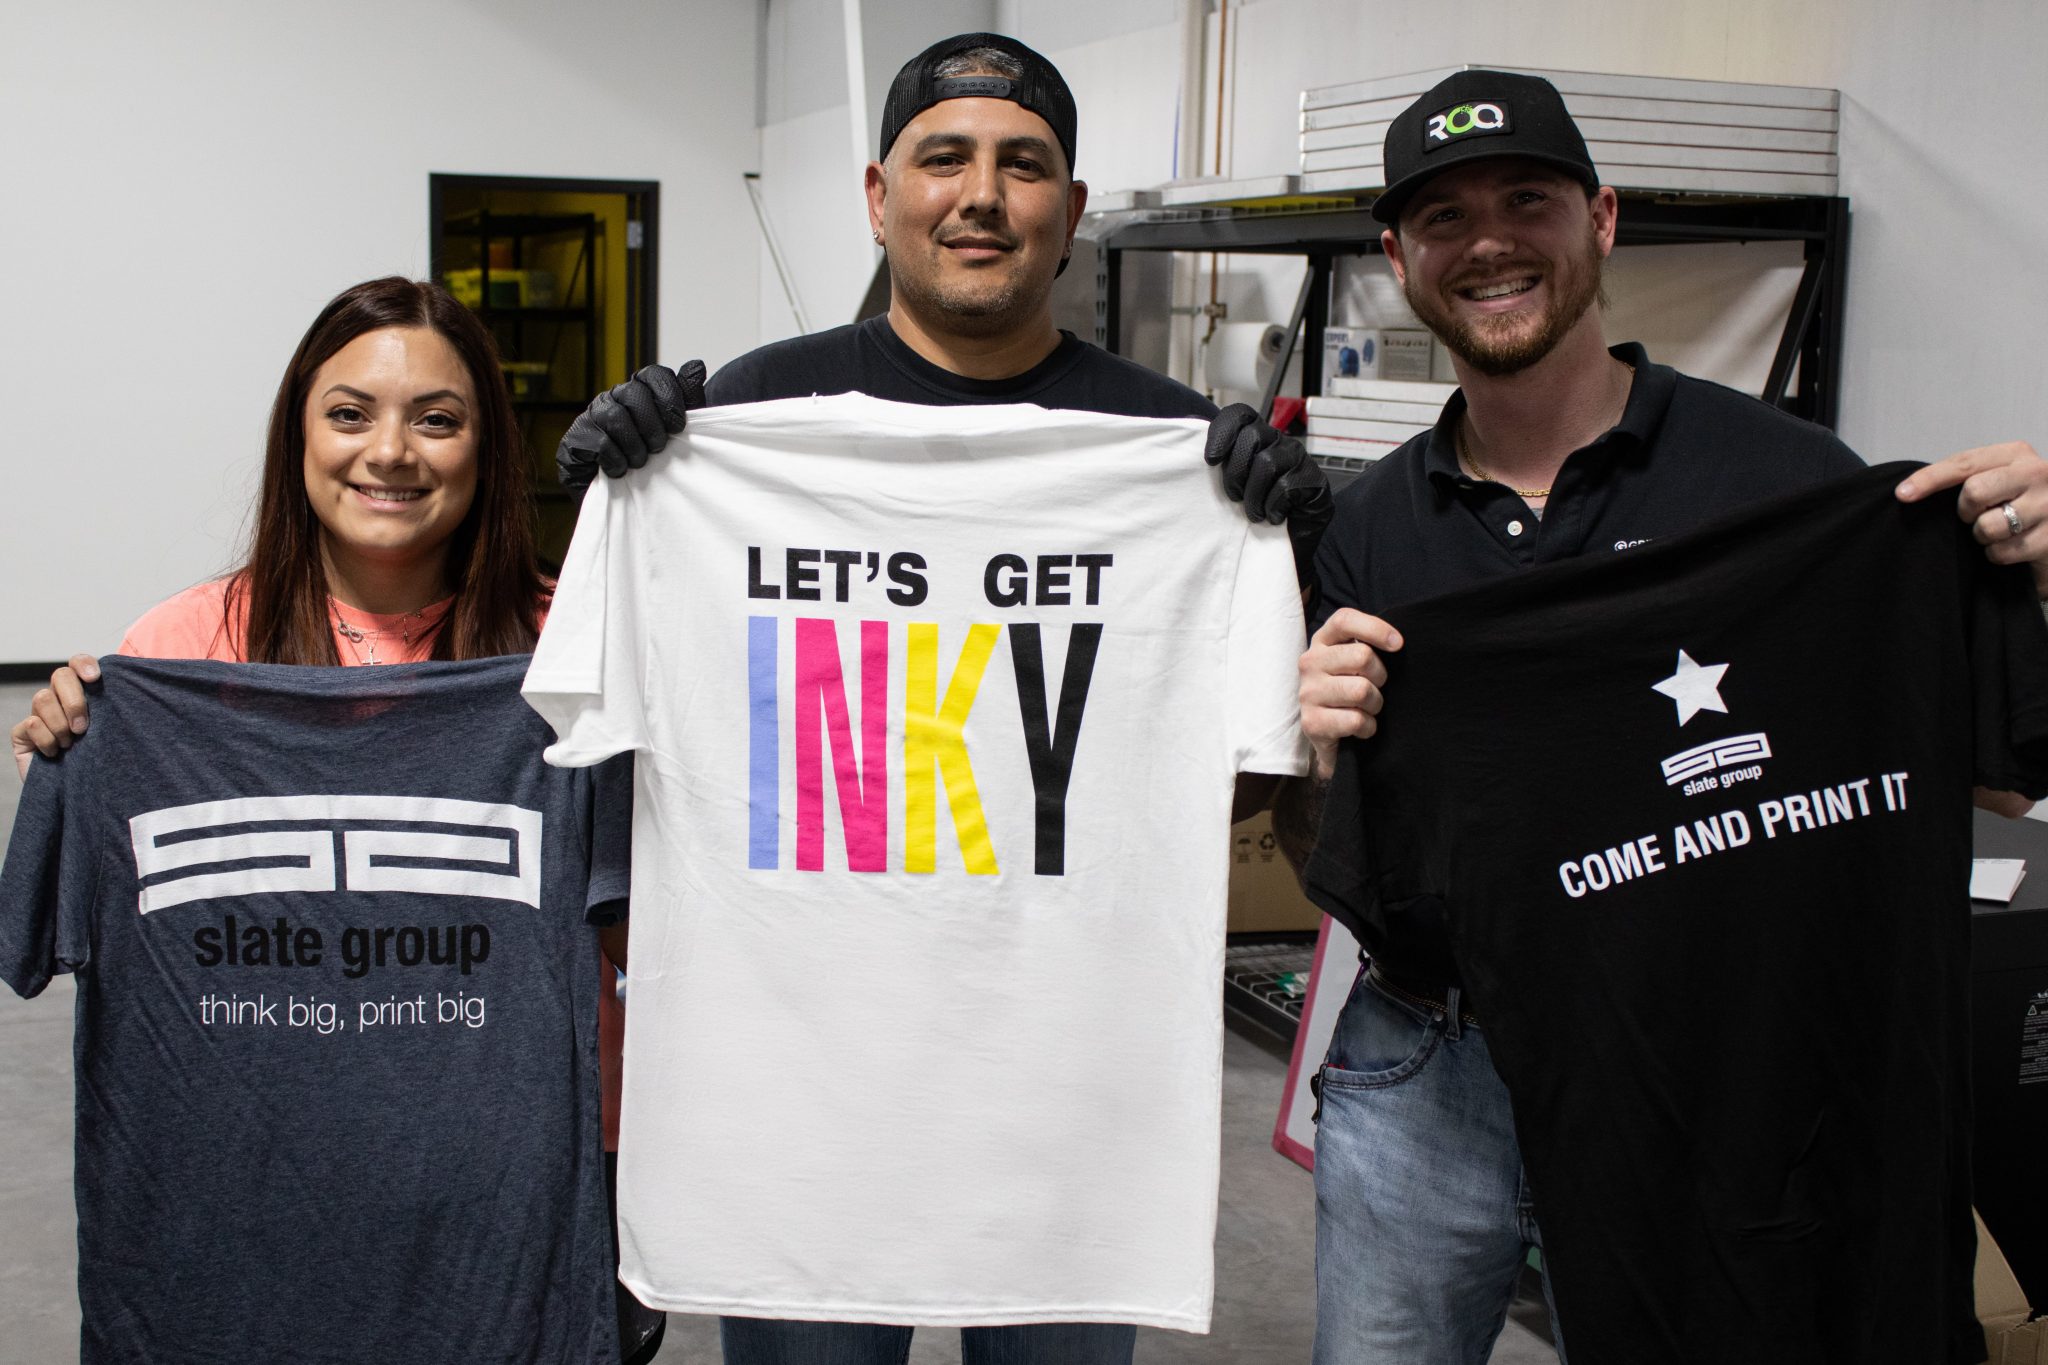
[{"x1": 1310, "y1": 342, "x2": 1863, "y2": 986}]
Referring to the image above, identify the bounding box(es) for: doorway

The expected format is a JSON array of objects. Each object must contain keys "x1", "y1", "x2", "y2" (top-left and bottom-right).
[{"x1": 430, "y1": 173, "x2": 658, "y2": 566}]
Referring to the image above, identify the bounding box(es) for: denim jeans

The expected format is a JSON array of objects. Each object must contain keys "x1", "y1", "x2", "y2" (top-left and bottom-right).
[
  {"x1": 1312, "y1": 967, "x2": 1565, "y2": 1364},
  {"x1": 719, "y1": 1317, "x2": 1138, "y2": 1365}
]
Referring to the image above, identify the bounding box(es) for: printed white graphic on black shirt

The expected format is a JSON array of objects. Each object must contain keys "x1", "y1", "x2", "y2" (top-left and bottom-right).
[
  {"x1": 1651, "y1": 651, "x2": 1771, "y2": 795},
  {"x1": 130, "y1": 795, "x2": 543, "y2": 913},
  {"x1": 1661, "y1": 732, "x2": 1774, "y2": 794},
  {"x1": 1651, "y1": 650, "x2": 1730, "y2": 725},
  {"x1": 1550, "y1": 651, "x2": 1914, "y2": 900}
]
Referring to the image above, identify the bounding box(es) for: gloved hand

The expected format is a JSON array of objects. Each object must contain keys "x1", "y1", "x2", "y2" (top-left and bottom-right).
[
  {"x1": 556, "y1": 360, "x2": 707, "y2": 491},
  {"x1": 1204, "y1": 403, "x2": 1335, "y2": 581}
]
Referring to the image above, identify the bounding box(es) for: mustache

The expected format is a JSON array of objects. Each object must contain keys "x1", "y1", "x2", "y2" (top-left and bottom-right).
[{"x1": 936, "y1": 230, "x2": 1019, "y2": 250}]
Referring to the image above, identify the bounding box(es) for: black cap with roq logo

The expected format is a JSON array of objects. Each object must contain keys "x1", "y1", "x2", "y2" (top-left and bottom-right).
[{"x1": 1371, "y1": 69, "x2": 1599, "y2": 224}]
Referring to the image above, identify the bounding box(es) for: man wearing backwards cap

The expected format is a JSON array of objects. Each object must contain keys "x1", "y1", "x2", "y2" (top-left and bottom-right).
[
  {"x1": 555, "y1": 31, "x2": 1330, "y2": 570},
  {"x1": 552, "y1": 31, "x2": 1326, "y2": 1365},
  {"x1": 1279, "y1": 69, "x2": 2048, "y2": 1361}
]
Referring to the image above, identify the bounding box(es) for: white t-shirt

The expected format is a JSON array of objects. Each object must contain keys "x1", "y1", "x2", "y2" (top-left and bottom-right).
[{"x1": 524, "y1": 393, "x2": 1308, "y2": 1331}]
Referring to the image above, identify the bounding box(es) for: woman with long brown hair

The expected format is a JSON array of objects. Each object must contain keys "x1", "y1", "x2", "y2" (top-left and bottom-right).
[{"x1": 11, "y1": 274, "x2": 663, "y2": 1364}]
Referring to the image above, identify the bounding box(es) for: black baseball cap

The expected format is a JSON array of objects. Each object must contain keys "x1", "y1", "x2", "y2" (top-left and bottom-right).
[
  {"x1": 1372, "y1": 69, "x2": 1598, "y2": 224},
  {"x1": 878, "y1": 32, "x2": 1079, "y2": 175}
]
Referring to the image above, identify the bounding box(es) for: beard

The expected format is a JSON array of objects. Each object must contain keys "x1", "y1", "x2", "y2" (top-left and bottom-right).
[
  {"x1": 1405, "y1": 221, "x2": 1606, "y2": 378},
  {"x1": 886, "y1": 248, "x2": 1041, "y2": 338}
]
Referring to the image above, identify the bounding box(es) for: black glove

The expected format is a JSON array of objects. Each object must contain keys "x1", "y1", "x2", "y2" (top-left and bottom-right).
[
  {"x1": 556, "y1": 360, "x2": 707, "y2": 492},
  {"x1": 1204, "y1": 403, "x2": 1335, "y2": 581}
]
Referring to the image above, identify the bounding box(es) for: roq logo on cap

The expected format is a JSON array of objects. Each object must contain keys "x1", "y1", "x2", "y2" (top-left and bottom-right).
[{"x1": 1426, "y1": 101, "x2": 1509, "y2": 144}]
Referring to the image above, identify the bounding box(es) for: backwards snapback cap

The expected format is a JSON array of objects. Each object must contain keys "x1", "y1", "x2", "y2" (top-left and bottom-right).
[
  {"x1": 878, "y1": 32, "x2": 1079, "y2": 174},
  {"x1": 1372, "y1": 69, "x2": 1598, "y2": 224}
]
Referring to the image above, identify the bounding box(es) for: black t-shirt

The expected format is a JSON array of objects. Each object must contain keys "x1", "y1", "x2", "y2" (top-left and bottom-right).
[
  {"x1": 1307, "y1": 464, "x2": 2048, "y2": 1363},
  {"x1": 1311, "y1": 343, "x2": 1863, "y2": 984},
  {"x1": 707, "y1": 314, "x2": 1217, "y2": 419}
]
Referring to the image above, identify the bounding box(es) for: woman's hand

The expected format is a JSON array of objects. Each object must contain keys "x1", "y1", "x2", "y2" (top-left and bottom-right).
[{"x1": 12, "y1": 654, "x2": 99, "y2": 780}]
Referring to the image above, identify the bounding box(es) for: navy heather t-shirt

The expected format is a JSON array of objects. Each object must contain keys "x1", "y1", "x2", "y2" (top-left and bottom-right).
[{"x1": 0, "y1": 656, "x2": 628, "y2": 1365}]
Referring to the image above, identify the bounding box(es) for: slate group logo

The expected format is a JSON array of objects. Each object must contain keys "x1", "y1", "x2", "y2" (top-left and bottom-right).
[
  {"x1": 1427, "y1": 101, "x2": 1509, "y2": 144},
  {"x1": 1650, "y1": 650, "x2": 1773, "y2": 796},
  {"x1": 129, "y1": 795, "x2": 543, "y2": 913}
]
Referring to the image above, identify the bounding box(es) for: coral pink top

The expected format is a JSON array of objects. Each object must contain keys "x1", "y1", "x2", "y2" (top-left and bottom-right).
[
  {"x1": 119, "y1": 578, "x2": 455, "y2": 665},
  {"x1": 119, "y1": 577, "x2": 629, "y2": 1151}
]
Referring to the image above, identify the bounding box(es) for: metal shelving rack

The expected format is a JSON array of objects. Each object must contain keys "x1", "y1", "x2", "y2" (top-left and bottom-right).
[
  {"x1": 1094, "y1": 190, "x2": 1851, "y2": 431},
  {"x1": 437, "y1": 210, "x2": 602, "y2": 423}
]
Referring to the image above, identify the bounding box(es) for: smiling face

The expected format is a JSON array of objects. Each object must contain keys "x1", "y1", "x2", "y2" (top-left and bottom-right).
[
  {"x1": 1383, "y1": 158, "x2": 1617, "y2": 378},
  {"x1": 867, "y1": 94, "x2": 1087, "y2": 342},
  {"x1": 300, "y1": 325, "x2": 479, "y2": 595}
]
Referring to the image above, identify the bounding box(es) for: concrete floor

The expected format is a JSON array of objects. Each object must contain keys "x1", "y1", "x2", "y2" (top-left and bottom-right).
[{"x1": 0, "y1": 681, "x2": 1557, "y2": 1363}]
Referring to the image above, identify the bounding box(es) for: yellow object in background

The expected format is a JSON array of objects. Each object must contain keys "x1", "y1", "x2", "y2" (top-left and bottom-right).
[
  {"x1": 499, "y1": 361, "x2": 550, "y2": 399},
  {"x1": 443, "y1": 268, "x2": 556, "y2": 310}
]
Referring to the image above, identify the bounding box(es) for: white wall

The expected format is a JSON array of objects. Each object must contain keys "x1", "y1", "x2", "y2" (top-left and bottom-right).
[{"x1": 0, "y1": 0, "x2": 760, "y2": 664}]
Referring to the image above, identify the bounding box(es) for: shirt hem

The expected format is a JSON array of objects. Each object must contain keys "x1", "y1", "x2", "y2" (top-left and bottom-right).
[{"x1": 618, "y1": 1282, "x2": 1209, "y2": 1334}]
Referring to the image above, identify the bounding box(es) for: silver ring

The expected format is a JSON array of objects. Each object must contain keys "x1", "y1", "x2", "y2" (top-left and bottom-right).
[{"x1": 2004, "y1": 502, "x2": 2025, "y2": 538}]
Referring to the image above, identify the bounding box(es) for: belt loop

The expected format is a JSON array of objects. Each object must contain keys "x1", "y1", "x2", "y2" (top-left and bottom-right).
[{"x1": 1442, "y1": 985, "x2": 1465, "y2": 1041}]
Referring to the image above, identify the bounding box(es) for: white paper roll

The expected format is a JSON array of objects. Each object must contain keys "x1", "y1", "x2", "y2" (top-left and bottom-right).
[{"x1": 1204, "y1": 322, "x2": 1286, "y2": 392}]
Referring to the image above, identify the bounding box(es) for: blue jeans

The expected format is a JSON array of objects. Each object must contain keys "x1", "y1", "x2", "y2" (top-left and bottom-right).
[
  {"x1": 719, "y1": 1318, "x2": 1137, "y2": 1365},
  {"x1": 1311, "y1": 967, "x2": 1565, "y2": 1364}
]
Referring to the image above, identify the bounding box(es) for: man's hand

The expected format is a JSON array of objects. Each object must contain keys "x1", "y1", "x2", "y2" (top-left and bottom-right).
[
  {"x1": 12, "y1": 654, "x2": 99, "y2": 781},
  {"x1": 556, "y1": 361, "x2": 707, "y2": 492},
  {"x1": 1205, "y1": 404, "x2": 1335, "y2": 577},
  {"x1": 1896, "y1": 441, "x2": 2048, "y2": 597},
  {"x1": 1299, "y1": 609, "x2": 1403, "y2": 780},
  {"x1": 1975, "y1": 786, "x2": 2036, "y2": 819}
]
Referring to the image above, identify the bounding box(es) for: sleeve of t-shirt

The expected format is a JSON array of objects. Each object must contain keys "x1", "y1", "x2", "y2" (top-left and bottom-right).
[
  {"x1": 583, "y1": 754, "x2": 634, "y2": 926},
  {"x1": 118, "y1": 580, "x2": 239, "y2": 661},
  {"x1": 522, "y1": 478, "x2": 652, "y2": 767},
  {"x1": 0, "y1": 752, "x2": 102, "y2": 999},
  {"x1": 1967, "y1": 552, "x2": 2048, "y2": 799},
  {"x1": 1227, "y1": 521, "x2": 1311, "y2": 776}
]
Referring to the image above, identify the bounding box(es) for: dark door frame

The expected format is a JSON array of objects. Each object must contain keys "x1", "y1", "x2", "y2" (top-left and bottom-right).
[{"x1": 428, "y1": 172, "x2": 660, "y2": 379}]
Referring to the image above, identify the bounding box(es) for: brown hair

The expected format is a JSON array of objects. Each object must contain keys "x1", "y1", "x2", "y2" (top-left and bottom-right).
[{"x1": 227, "y1": 276, "x2": 546, "y2": 664}]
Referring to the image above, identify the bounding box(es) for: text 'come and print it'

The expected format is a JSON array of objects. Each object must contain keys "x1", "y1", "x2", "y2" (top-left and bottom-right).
[{"x1": 1559, "y1": 648, "x2": 1911, "y2": 899}]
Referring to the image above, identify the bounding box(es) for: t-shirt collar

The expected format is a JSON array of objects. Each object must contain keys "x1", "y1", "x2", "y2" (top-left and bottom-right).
[
  {"x1": 867, "y1": 314, "x2": 1087, "y2": 400},
  {"x1": 1424, "y1": 341, "x2": 1672, "y2": 491},
  {"x1": 330, "y1": 595, "x2": 454, "y2": 633}
]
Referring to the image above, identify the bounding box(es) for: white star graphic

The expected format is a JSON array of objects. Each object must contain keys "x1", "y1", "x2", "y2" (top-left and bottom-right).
[{"x1": 1652, "y1": 650, "x2": 1730, "y2": 725}]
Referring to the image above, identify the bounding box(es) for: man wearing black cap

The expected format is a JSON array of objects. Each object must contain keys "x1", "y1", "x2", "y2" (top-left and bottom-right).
[
  {"x1": 556, "y1": 32, "x2": 1329, "y2": 562},
  {"x1": 1280, "y1": 68, "x2": 2048, "y2": 1361},
  {"x1": 552, "y1": 31, "x2": 1325, "y2": 1365}
]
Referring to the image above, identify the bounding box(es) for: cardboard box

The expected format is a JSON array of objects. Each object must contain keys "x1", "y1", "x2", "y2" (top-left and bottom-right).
[
  {"x1": 1977, "y1": 1210, "x2": 2048, "y2": 1363},
  {"x1": 1227, "y1": 812, "x2": 1324, "y2": 934}
]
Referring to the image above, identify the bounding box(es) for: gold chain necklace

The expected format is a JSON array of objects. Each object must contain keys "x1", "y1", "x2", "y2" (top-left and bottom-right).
[
  {"x1": 1456, "y1": 421, "x2": 1551, "y2": 500},
  {"x1": 1455, "y1": 361, "x2": 1636, "y2": 501}
]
